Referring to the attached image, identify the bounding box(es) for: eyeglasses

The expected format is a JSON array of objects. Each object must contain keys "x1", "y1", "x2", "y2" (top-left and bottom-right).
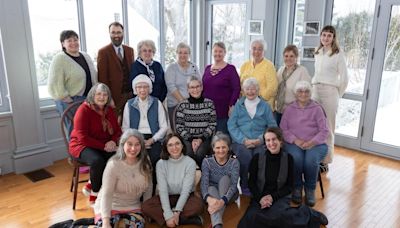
[
  {"x1": 142, "y1": 49, "x2": 153, "y2": 53},
  {"x1": 297, "y1": 90, "x2": 310, "y2": 94},
  {"x1": 111, "y1": 31, "x2": 123, "y2": 35},
  {"x1": 188, "y1": 85, "x2": 201, "y2": 90},
  {"x1": 136, "y1": 85, "x2": 149, "y2": 90},
  {"x1": 167, "y1": 142, "x2": 182, "y2": 148}
]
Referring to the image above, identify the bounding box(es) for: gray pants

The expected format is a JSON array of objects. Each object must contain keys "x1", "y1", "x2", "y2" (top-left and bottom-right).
[{"x1": 207, "y1": 175, "x2": 239, "y2": 226}]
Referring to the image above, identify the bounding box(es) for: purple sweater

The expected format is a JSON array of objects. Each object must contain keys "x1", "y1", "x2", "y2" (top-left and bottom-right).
[
  {"x1": 202, "y1": 64, "x2": 241, "y2": 118},
  {"x1": 280, "y1": 100, "x2": 328, "y2": 145}
]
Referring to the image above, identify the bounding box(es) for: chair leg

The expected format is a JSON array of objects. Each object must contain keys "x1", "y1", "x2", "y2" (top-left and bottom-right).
[
  {"x1": 70, "y1": 166, "x2": 75, "y2": 192},
  {"x1": 73, "y1": 166, "x2": 80, "y2": 210},
  {"x1": 318, "y1": 171, "x2": 325, "y2": 198}
]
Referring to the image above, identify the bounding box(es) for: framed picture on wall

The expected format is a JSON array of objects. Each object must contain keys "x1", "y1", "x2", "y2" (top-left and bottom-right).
[
  {"x1": 302, "y1": 46, "x2": 316, "y2": 61},
  {"x1": 304, "y1": 21, "x2": 320, "y2": 36},
  {"x1": 248, "y1": 20, "x2": 263, "y2": 35}
]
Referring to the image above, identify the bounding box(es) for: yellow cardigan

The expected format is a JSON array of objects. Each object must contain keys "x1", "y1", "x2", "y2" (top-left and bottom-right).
[{"x1": 240, "y1": 58, "x2": 278, "y2": 110}]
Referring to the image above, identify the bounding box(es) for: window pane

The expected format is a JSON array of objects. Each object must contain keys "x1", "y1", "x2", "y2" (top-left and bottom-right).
[
  {"x1": 83, "y1": 0, "x2": 122, "y2": 62},
  {"x1": 164, "y1": 0, "x2": 190, "y2": 66},
  {"x1": 373, "y1": 6, "x2": 400, "y2": 147},
  {"x1": 211, "y1": 3, "x2": 246, "y2": 69},
  {"x1": 332, "y1": 0, "x2": 376, "y2": 94},
  {"x1": 293, "y1": 0, "x2": 305, "y2": 48},
  {"x1": 336, "y1": 98, "x2": 362, "y2": 137},
  {"x1": 127, "y1": 0, "x2": 160, "y2": 60},
  {"x1": 28, "y1": 0, "x2": 79, "y2": 99}
]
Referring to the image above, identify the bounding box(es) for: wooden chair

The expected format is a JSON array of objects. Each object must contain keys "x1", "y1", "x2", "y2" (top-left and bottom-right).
[
  {"x1": 318, "y1": 169, "x2": 325, "y2": 198},
  {"x1": 60, "y1": 100, "x2": 88, "y2": 210}
]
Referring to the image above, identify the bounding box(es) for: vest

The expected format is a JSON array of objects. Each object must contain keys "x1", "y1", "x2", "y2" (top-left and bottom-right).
[
  {"x1": 127, "y1": 96, "x2": 160, "y2": 135},
  {"x1": 257, "y1": 150, "x2": 288, "y2": 193}
]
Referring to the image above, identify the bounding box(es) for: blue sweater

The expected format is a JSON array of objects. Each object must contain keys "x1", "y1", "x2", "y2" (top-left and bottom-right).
[
  {"x1": 130, "y1": 60, "x2": 167, "y2": 102},
  {"x1": 228, "y1": 96, "x2": 277, "y2": 144}
]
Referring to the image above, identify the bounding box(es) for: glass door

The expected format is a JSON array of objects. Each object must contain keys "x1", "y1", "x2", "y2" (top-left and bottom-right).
[
  {"x1": 362, "y1": 0, "x2": 400, "y2": 159},
  {"x1": 206, "y1": 0, "x2": 248, "y2": 69}
]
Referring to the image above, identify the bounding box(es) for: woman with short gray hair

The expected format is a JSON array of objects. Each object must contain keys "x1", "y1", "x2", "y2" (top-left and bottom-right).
[
  {"x1": 240, "y1": 39, "x2": 278, "y2": 110},
  {"x1": 165, "y1": 42, "x2": 201, "y2": 124},
  {"x1": 130, "y1": 39, "x2": 167, "y2": 102},
  {"x1": 69, "y1": 83, "x2": 122, "y2": 204},
  {"x1": 228, "y1": 77, "x2": 277, "y2": 196}
]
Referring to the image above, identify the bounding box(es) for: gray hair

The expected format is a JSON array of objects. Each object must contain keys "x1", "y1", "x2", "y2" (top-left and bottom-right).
[
  {"x1": 86, "y1": 83, "x2": 112, "y2": 106},
  {"x1": 176, "y1": 42, "x2": 191, "y2": 54},
  {"x1": 115, "y1": 129, "x2": 146, "y2": 160},
  {"x1": 294, "y1": 80, "x2": 313, "y2": 93},
  {"x1": 137, "y1": 40, "x2": 156, "y2": 56},
  {"x1": 211, "y1": 132, "x2": 231, "y2": 151},
  {"x1": 250, "y1": 39, "x2": 267, "y2": 52},
  {"x1": 242, "y1": 77, "x2": 260, "y2": 93},
  {"x1": 186, "y1": 75, "x2": 202, "y2": 87},
  {"x1": 213, "y1": 42, "x2": 226, "y2": 52}
]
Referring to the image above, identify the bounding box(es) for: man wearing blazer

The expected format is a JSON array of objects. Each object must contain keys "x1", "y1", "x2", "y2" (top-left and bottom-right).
[{"x1": 97, "y1": 22, "x2": 135, "y2": 119}]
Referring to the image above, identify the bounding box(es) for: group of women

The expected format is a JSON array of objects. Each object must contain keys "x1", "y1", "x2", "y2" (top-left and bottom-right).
[{"x1": 48, "y1": 24, "x2": 348, "y2": 227}]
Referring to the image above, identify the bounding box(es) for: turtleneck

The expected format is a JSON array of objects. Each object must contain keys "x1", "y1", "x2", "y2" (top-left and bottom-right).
[
  {"x1": 188, "y1": 95, "x2": 204, "y2": 104},
  {"x1": 244, "y1": 96, "x2": 260, "y2": 119}
]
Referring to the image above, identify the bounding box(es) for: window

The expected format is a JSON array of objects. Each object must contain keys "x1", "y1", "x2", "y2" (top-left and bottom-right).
[
  {"x1": 164, "y1": 0, "x2": 191, "y2": 66},
  {"x1": 0, "y1": 33, "x2": 10, "y2": 112},
  {"x1": 293, "y1": 0, "x2": 305, "y2": 49},
  {"x1": 83, "y1": 0, "x2": 123, "y2": 62},
  {"x1": 127, "y1": 0, "x2": 161, "y2": 61},
  {"x1": 28, "y1": 0, "x2": 79, "y2": 99}
]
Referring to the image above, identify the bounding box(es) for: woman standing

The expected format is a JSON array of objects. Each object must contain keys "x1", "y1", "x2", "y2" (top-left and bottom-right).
[
  {"x1": 240, "y1": 39, "x2": 277, "y2": 110},
  {"x1": 201, "y1": 133, "x2": 239, "y2": 228},
  {"x1": 165, "y1": 43, "x2": 201, "y2": 124},
  {"x1": 275, "y1": 45, "x2": 311, "y2": 125},
  {"x1": 312, "y1": 25, "x2": 349, "y2": 170},
  {"x1": 130, "y1": 40, "x2": 167, "y2": 102},
  {"x1": 94, "y1": 129, "x2": 152, "y2": 228},
  {"x1": 142, "y1": 133, "x2": 204, "y2": 227},
  {"x1": 48, "y1": 30, "x2": 97, "y2": 131},
  {"x1": 202, "y1": 42, "x2": 241, "y2": 134},
  {"x1": 69, "y1": 83, "x2": 122, "y2": 204}
]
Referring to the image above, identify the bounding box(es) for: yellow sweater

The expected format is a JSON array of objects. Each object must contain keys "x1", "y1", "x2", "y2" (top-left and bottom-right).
[{"x1": 240, "y1": 58, "x2": 278, "y2": 110}]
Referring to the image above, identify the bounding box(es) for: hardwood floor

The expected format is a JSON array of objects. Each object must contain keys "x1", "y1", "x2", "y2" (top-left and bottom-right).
[{"x1": 0, "y1": 146, "x2": 399, "y2": 228}]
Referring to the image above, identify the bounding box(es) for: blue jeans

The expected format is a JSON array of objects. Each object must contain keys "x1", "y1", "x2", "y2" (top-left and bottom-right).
[
  {"x1": 216, "y1": 118, "x2": 229, "y2": 135},
  {"x1": 55, "y1": 96, "x2": 85, "y2": 137},
  {"x1": 232, "y1": 143, "x2": 264, "y2": 188},
  {"x1": 285, "y1": 143, "x2": 328, "y2": 190}
]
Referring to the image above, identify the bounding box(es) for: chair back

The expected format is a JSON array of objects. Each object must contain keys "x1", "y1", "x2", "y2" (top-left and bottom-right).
[{"x1": 60, "y1": 100, "x2": 84, "y2": 148}]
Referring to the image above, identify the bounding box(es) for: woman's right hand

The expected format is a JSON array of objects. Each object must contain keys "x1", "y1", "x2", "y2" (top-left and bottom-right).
[
  {"x1": 102, "y1": 218, "x2": 112, "y2": 228},
  {"x1": 62, "y1": 96, "x2": 73, "y2": 103}
]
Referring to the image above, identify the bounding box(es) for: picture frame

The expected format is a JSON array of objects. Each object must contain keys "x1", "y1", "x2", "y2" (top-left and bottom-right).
[
  {"x1": 304, "y1": 21, "x2": 320, "y2": 36},
  {"x1": 302, "y1": 46, "x2": 316, "y2": 61},
  {"x1": 248, "y1": 20, "x2": 263, "y2": 36}
]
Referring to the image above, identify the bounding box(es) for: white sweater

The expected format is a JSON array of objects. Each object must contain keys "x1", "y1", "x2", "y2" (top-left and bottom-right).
[{"x1": 312, "y1": 49, "x2": 349, "y2": 97}]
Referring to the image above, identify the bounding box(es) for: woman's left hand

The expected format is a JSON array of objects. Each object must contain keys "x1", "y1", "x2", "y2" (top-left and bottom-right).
[
  {"x1": 104, "y1": 140, "x2": 117, "y2": 152},
  {"x1": 259, "y1": 194, "x2": 273, "y2": 209},
  {"x1": 145, "y1": 138, "x2": 154, "y2": 149},
  {"x1": 302, "y1": 140, "x2": 315, "y2": 149}
]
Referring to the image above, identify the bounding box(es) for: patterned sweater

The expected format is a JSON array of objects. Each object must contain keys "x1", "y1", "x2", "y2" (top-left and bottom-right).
[
  {"x1": 175, "y1": 96, "x2": 217, "y2": 141},
  {"x1": 200, "y1": 155, "x2": 240, "y2": 204}
]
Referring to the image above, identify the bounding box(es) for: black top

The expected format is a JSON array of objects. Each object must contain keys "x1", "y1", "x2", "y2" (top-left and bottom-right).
[
  {"x1": 248, "y1": 150, "x2": 293, "y2": 202},
  {"x1": 64, "y1": 51, "x2": 92, "y2": 96}
]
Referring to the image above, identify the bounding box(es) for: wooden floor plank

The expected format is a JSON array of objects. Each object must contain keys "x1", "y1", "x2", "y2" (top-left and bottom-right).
[{"x1": 0, "y1": 146, "x2": 399, "y2": 228}]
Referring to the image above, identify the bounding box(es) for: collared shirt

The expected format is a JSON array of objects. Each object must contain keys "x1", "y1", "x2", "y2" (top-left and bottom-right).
[
  {"x1": 113, "y1": 45, "x2": 124, "y2": 59},
  {"x1": 137, "y1": 97, "x2": 152, "y2": 134}
]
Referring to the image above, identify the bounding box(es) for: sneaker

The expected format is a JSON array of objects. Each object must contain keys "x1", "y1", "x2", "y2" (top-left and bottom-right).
[
  {"x1": 305, "y1": 188, "x2": 316, "y2": 207},
  {"x1": 213, "y1": 224, "x2": 223, "y2": 228},
  {"x1": 310, "y1": 209, "x2": 328, "y2": 225},
  {"x1": 89, "y1": 193, "x2": 97, "y2": 205},
  {"x1": 291, "y1": 187, "x2": 302, "y2": 204},
  {"x1": 180, "y1": 215, "x2": 203, "y2": 226},
  {"x1": 241, "y1": 187, "x2": 252, "y2": 197},
  {"x1": 82, "y1": 182, "x2": 92, "y2": 197},
  {"x1": 319, "y1": 163, "x2": 329, "y2": 173}
]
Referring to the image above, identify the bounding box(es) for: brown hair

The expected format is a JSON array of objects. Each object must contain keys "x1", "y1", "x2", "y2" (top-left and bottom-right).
[
  {"x1": 59, "y1": 30, "x2": 78, "y2": 51},
  {"x1": 315, "y1": 25, "x2": 340, "y2": 56},
  {"x1": 160, "y1": 132, "x2": 187, "y2": 160},
  {"x1": 264, "y1": 127, "x2": 284, "y2": 144},
  {"x1": 283, "y1": 44, "x2": 299, "y2": 57},
  {"x1": 109, "y1": 21, "x2": 124, "y2": 30},
  {"x1": 213, "y1": 42, "x2": 226, "y2": 52}
]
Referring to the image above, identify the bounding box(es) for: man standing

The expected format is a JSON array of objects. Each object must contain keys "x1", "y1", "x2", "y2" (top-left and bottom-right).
[{"x1": 97, "y1": 22, "x2": 135, "y2": 119}]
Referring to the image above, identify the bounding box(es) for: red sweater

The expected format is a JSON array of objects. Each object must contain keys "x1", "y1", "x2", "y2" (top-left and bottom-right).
[{"x1": 69, "y1": 102, "x2": 122, "y2": 158}]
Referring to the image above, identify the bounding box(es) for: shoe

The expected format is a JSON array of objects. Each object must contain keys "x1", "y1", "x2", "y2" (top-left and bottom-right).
[
  {"x1": 241, "y1": 187, "x2": 252, "y2": 196},
  {"x1": 180, "y1": 215, "x2": 203, "y2": 226},
  {"x1": 213, "y1": 224, "x2": 223, "y2": 228},
  {"x1": 89, "y1": 193, "x2": 97, "y2": 205},
  {"x1": 319, "y1": 163, "x2": 329, "y2": 173},
  {"x1": 310, "y1": 209, "x2": 328, "y2": 225},
  {"x1": 49, "y1": 219, "x2": 73, "y2": 228},
  {"x1": 72, "y1": 217, "x2": 95, "y2": 226},
  {"x1": 291, "y1": 187, "x2": 302, "y2": 204},
  {"x1": 305, "y1": 188, "x2": 316, "y2": 207},
  {"x1": 82, "y1": 182, "x2": 92, "y2": 197},
  {"x1": 79, "y1": 166, "x2": 90, "y2": 174}
]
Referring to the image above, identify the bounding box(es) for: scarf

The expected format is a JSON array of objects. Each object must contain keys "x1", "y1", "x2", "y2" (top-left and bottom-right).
[
  {"x1": 87, "y1": 102, "x2": 114, "y2": 135},
  {"x1": 276, "y1": 64, "x2": 298, "y2": 113},
  {"x1": 137, "y1": 57, "x2": 155, "y2": 82}
]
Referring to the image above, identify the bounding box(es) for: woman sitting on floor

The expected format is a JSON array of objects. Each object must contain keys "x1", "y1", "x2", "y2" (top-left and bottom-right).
[{"x1": 94, "y1": 129, "x2": 152, "y2": 228}]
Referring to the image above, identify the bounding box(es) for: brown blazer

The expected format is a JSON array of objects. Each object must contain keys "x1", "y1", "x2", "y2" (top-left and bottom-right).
[{"x1": 97, "y1": 44, "x2": 135, "y2": 114}]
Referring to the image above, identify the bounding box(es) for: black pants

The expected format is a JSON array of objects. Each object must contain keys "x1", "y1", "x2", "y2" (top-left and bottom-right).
[
  {"x1": 143, "y1": 134, "x2": 161, "y2": 194},
  {"x1": 184, "y1": 138, "x2": 211, "y2": 168},
  {"x1": 79, "y1": 147, "x2": 115, "y2": 192}
]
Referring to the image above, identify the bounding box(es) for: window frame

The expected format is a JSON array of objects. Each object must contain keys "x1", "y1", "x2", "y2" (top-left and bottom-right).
[{"x1": 0, "y1": 31, "x2": 11, "y2": 113}]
